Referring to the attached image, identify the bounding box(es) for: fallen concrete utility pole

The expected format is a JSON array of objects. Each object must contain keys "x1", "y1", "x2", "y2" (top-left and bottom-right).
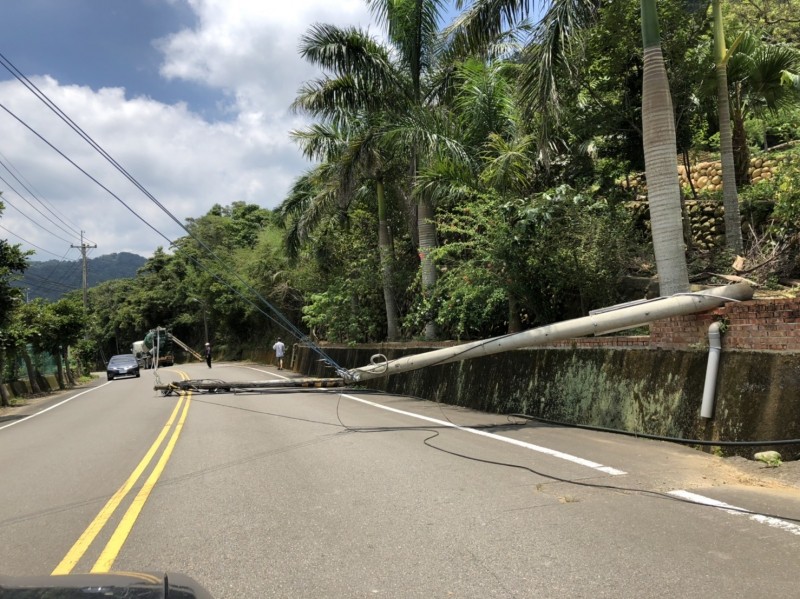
[
  {"x1": 153, "y1": 283, "x2": 753, "y2": 394},
  {"x1": 155, "y1": 378, "x2": 346, "y2": 395},
  {"x1": 345, "y1": 283, "x2": 754, "y2": 383}
]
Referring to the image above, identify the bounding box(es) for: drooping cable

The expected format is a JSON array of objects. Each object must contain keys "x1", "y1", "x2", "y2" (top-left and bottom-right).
[
  {"x1": 0, "y1": 222, "x2": 67, "y2": 258},
  {"x1": 0, "y1": 153, "x2": 87, "y2": 241},
  {"x1": 0, "y1": 191, "x2": 75, "y2": 245},
  {"x1": 509, "y1": 412, "x2": 800, "y2": 447},
  {"x1": 0, "y1": 56, "x2": 344, "y2": 372}
]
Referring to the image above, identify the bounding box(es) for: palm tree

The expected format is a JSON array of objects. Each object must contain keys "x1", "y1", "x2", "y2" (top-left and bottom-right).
[
  {"x1": 712, "y1": 0, "x2": 743, "y2": 254},
  {"x1": 278, "y1": 163, "x2": 345, "y2": 261},
  {"x1": 415, "y1": 58, "x2": 541, "y2": 331},
  {"x1": 366, "y1": 0, "x2": 453, "y2": 340},
  {"x1": 294, "y1": 2, "x2": 453, "y2": 340},
  {"x1": 725, "y1": 32, "x2": 800, "y2": 182},
  {"x1": 448, "y1": 0, "x2": 690, "y2": 294},
  {"x1": 640, "y1": 0, "x2": 689, "y2": 294},
  {"x1": 291, "y1": 26, "x2": 404, "y2": 339}
]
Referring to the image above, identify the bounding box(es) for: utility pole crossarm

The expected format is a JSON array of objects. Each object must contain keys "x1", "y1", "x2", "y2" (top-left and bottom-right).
[{"x1": 70, "y1": 231, "x2": 97, "y2": 309}]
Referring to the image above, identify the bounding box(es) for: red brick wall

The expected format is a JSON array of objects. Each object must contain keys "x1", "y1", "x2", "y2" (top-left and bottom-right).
[
  {"x1": 545, "y1": 297, "x2": 800, "y2": 352},
  {"x1": 688, "y1": 297, "x2": 800, "y2": 351}
]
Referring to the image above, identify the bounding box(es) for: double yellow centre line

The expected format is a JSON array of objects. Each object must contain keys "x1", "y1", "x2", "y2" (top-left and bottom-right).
[{"x1": 52, "y1": 372, "x2": 192, "y2": 575}]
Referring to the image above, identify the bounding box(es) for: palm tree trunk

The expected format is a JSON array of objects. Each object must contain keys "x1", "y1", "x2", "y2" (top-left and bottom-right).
[
  {"x1": 641, "y1": 0, "x2": 689, "y2": 296},
  {"x1": 377, "y1": 180, "x2": 400, "y2": 340},
  {"x1": 713, "y1": 0, "x2": 743, "y2": 254},
  {"x1": 418, "y1": 197, "x2": 438, "y2": 340}
]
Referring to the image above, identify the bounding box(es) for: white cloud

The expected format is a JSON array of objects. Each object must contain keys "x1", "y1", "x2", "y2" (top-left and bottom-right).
[
  {"x1": 0, "y1": 0, "x2": 380, "y2": 260},
  {"x1": 157, "y1": 1, "x2": 377, "y2": 129}
]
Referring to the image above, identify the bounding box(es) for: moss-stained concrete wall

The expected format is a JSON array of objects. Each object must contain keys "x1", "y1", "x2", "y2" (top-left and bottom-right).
[{"x1": 293, "y1": 344, "x2": 800, "y2": 457}]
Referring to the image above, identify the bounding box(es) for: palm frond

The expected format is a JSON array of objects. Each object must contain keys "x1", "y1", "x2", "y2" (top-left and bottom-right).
[
  {"x1": 414, "y1": 158, "x2": 480, "y2": 207},
  {"x1": 367, "y1": 0, "x2": 448, "y2": 87},
  {"x1": 279, "y1": 169, "x2": 342, "y2": 259},
  {"x1": 517, "y1": 0, "x2": 602, "y2": 166},
  {"x1": 445, "y1": 0, "x2": 533, "y2": 56},
  {"x1": 299, "y1": 23, "x2": 393, "y2": 77},
  {"x1": 480, "y1": 132, "x2": 537, "y2": 192},
  {"x1": 290, "y1": 122, "x2": 347, "y2": 162}
]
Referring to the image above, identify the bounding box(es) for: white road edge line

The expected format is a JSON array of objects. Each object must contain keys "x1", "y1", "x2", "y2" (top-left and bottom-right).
[
  {"x1": 337, "y1": 391, "x2": 627, "y2": 476},
  {"x1": 0, "y1": 382, "x2": 112, "y2": 431},
  {"x1": 240, "y1": 366, "x2": 292, "y2": 381},
  {"x1": 669, "y1": 489, "x2": 800, "y2": 536}
]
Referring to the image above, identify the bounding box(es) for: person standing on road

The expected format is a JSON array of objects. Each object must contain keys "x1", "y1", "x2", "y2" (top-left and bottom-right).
[
  {"x1": 273, "y1": 338, "x2": 286, "y2": 370},
  {"x1": 204, "y1": 342, "x2": 212, "y2": 368}
]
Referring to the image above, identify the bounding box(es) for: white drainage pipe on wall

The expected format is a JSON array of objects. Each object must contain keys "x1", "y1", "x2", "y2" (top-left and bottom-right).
[
  {"x1": 347, "y1": 283, "x2": 753, "y2": 382},
  {"x1": 700, "y1": 322, "x2": 723, "y2": 419}
]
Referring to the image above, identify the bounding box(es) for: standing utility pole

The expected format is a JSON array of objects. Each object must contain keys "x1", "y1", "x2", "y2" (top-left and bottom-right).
[{"x1": 71, "y1": 231, "x2": 97, "y2": 308}]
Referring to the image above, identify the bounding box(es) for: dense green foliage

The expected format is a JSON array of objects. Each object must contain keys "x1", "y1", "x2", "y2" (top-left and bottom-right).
[{"x1": 1, "y1": 0, "x2": 800, "y2": 386}]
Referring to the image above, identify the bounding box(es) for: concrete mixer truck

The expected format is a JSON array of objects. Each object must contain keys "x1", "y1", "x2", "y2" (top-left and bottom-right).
[
  {"x1": 144, "y1": 327, "x2": 174, "y2": 367},
  {"x1": 131, "y1": 340, "x2": 154, "y2": 369}
]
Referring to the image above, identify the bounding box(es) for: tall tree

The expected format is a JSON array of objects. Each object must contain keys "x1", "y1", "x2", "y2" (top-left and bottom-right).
[
  {"x1": 367, "y1": 0, "x2": 450, "y2": 340},
  {"x1": 291, "y1": 25, "x2": 406, "y2": 339},
  {"x1": 0, "y1": 201, "x2": 30, "y2": 406},
  {"x1": 712, "y1": 0, "x2": 743, "y2": 253},
  {"x1": 449, "y1": 0, "x2": 690, "y2": 294},
  {"x1": 640, "y1": 0, "x2": 690, "y2": 294},
  {"x1": 7, "y1": 300, "x2": 45, "y2": 394},
  {"x1": 725, "y1": 31, "x2": 800, "y2": 181},
  {"x1": 36, "y1": 297, "x2": 87, "y2": 388}
]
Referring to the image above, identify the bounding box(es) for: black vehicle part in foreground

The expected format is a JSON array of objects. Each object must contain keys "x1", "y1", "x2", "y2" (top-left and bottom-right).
[{"x1": 0, "y1": 571, "x2": 214, "y2": 598}]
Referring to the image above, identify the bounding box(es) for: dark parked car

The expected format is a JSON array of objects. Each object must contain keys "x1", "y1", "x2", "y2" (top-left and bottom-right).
[{"x1": 107, "y1": 354, "x2": 140, "y2": 380}]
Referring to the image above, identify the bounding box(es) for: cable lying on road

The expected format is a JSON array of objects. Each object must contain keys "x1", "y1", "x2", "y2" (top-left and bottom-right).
[{"x1": 508, "y1": 413, "x2": 800, "y2": 447}]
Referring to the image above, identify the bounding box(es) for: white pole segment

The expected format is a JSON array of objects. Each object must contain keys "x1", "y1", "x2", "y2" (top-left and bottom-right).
[{"x1": 346, "y1": 284, "x2": 753, "y2": 382}]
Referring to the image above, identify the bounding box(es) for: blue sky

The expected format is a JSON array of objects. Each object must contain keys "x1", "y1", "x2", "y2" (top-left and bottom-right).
[
  {"x1": 0, "y1": 0, "x2": 461, "y2": 261},
  {"x1": 4, "y1": 2, "x2": 204, "y2": 104}
]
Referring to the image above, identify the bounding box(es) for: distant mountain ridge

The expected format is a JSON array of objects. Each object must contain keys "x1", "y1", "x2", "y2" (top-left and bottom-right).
[{"x1": 16, "y1": 252, "x2": 147, "y2": 302}]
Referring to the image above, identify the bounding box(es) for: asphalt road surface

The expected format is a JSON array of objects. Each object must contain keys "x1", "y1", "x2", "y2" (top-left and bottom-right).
[{"x1": 1, "y1": 361, "x2": 799, "y2": 598}]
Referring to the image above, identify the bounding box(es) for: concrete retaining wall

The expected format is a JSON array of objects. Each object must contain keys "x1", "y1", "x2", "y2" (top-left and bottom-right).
[
  {"x1": 2, "y1": 373, "x2": 62, "y2": 399},
  {"x1": 291, "y1": 343, "x2": 800, "y2": 457}
]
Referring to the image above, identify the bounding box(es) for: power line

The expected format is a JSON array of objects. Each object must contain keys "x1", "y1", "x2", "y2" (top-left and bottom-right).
[
  {"x1": 0, "y1": 151, "x2": 88, "y2": 241},
  {"x1": 39, "y1": 246, "x2": 79, "y2": 290},
  {"x1": 0, "y1": 222, "x2": 67, "y2": 258},
  {"x1": 0, "y1": 53, "x2": 344, "y2": 373},
  {"x1": 18, "y1": 270, "x2": 80, "y2": 292},
  {"x1": 0, "y1": 170, "x2": 83, "y2": 242},
  {"x1": 50, "y1": 257, "x2": 83, "y2": 289},
  {"x1": 0, "y1": 193, "x2": 76, "y2": 244},
  {"x1": 0, "y1": 95, "x2": 322, "y2": 355}
]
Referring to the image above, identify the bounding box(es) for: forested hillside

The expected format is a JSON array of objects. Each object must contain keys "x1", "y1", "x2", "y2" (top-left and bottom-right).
[{"x1": 16, "y1": 252, "x2": 146, "y2": 302}]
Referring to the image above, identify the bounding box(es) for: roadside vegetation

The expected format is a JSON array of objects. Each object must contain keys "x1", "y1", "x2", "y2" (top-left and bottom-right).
[{"x1": 2, "y1": 0, "x2": 800, "y2": 402}]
